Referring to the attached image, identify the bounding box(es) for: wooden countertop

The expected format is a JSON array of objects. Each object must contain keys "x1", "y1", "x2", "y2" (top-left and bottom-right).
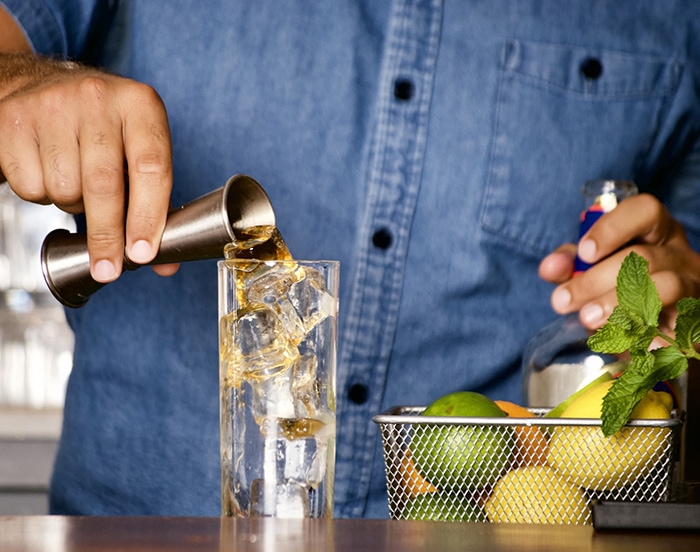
[{"x1": 1, "y1": 516, "x2": 699, "y2": 551}]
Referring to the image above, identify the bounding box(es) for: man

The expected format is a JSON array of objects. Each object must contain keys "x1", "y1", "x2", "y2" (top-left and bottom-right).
[{"x1": 1, "y1": 1, "x2": 699, "y2": 517}]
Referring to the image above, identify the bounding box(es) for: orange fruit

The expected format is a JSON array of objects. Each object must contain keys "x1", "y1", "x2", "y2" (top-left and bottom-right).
[
  {"x1": 494, "y1": 401, "x2": 548, "y2": 467},
  {"x1": 398, "y1": 450, "x2": 438, "y2": 499}
]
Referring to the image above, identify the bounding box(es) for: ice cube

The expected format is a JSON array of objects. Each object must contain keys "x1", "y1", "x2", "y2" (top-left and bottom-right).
[
  {"x1": 252, "y1": 370, "x2": 296, "y2": 421},
  {"x1": 288, "y1": 268, "x2": 336, "y2": 333},
  {"x1": 233, "y1": 304, "x2": 298, "y2": 380},
  {"x1": 283, "y1": 435, "x2": 328, "y2": 488},
  {"x1": 249, "y1": 479, "x2": 309, "y2": 518},
  {"x1": 246, "y1": 270, "x2": 294, "y2": 305},
  {"x1": 292, "y1": 353, "x2": 319, "y2": 418}
]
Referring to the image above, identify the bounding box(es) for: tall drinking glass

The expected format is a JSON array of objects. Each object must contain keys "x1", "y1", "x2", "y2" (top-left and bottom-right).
[{"x1": 219, "y1": 258, "x2": 338, "y2": 518}]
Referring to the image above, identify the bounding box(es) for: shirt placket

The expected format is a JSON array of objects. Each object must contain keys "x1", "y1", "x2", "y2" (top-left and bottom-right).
[{"x1": 334, "y1": 0, "x2": 443, "y2": 517}]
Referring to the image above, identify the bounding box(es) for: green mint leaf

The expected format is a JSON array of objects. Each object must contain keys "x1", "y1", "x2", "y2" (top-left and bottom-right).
[
  {"x1": 587, "y1": 305, "x2": 655, "y2": 354},
  {"x1": 650, "y1": 346, "x2": 689, "y2": 382},
  {"x1": 581, "y1": 251, "x2": 700, "y2": 435},
  {"x1": 615, "y1": 252, "x2": 661, "y2": 328},
  {"x1": 601, "y1": 352, "x2": 655, "y2": 436},
  {"x1": 601, "y1": 347, "x2": 687, "y2": 436},
  {"x1": 675, "y1": 297, "x2": 700, "y2": 351},
  {"x1": 587, "y1": 316, "x2": 635, "y2": 354}
]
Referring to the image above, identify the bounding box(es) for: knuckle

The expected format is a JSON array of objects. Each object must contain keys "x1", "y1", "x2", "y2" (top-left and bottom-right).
[
  {"x1": 130, "y1": 152, "x2": 170, "y2": 176},
  {"x1": 130, "y1": 81, "x2": 165, "y2": 108},
  {"x1": 15, "y1": 182, "x2": 48, "y2": 204},
  {"x1": 36, "y1": 86, "x2": 70, "y2": 114},
  {"x1": 46, "y1": 178, "x2": 80, "y2": 205},
  {"x1": 655, "y1": 271, "x2": 685, "y2": 305},
  {"x1": 637, "y1": 192, "x2": 663, "y2": 212},
  {"x1": 76, "y1": 75, "x2": 113, "y2": 106},
  {"x1": 83, "y1": 165, "x2": 122, "y2": 195},
  {"x1": 87, "y1": 228, "x2": 122, "y2": 252},
  {"x1": 1, "y1": 159, "x2": 22, "y2": 181}
]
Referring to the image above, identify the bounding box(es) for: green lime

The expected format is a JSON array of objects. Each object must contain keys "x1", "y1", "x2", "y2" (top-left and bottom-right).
[
  {"x1": 410, "y1": 391, "x2": 514, "y2": 489},
  {"x1": 402, "y1": 492, "x2": 486, "y2": 522}
]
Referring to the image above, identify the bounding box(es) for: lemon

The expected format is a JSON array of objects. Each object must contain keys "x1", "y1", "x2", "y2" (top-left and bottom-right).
[
  {"x1": 484, "y1": 466, "x2": 589, "y2": 524},
  {"x1": 547, "y1": 380, "x2": 672, "y2": 491},
  {"x1": 544, "y1": 371, "x2": 614, "y2": 419},
  {"x1": 410, "y1": 392, "x2": 514, "y2": 489},
  {"x1": 494, "y1": 401, "x2": 548, "y2": 467},
  {"x1": 402, "y1": 492, "x2": 486, "y2": 522}
]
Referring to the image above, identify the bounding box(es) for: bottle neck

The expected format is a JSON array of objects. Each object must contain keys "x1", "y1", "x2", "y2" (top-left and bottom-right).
[{"x1": 573, "y1": 179, "x2": 638, "y2": 275}]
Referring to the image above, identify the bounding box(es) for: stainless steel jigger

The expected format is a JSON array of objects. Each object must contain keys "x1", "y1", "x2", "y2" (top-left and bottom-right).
[{"x1": 41, "y1": 173, "x2": 276, "y2": 308}]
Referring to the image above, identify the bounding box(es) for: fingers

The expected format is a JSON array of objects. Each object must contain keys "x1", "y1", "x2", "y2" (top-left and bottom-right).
[
  {"x1": 0, "y1": 95, "x2": 50, "y2": 203},
  {"x1": 538, "y1": 244, "x2": 576, "y2": 284},
  {"x1": 152, "y1": 263, "x2": 180, "y2": 277},
  {"x1": 576, "y1": 194, "x2": 682, "y2": 265},
  {"x1": 543, "y1": 192, "x2": 700, "y2": 330},
  {"x1": 38, "y1": 91, "x2": 84, "y2": 213},
  {"x1": 120, "y1": 82, "x2": 172, "y2": 265},
  {"x1": 0, "y1": 70, "x2": 174, "y2": 283},
  {"x1": 551, "y1": 244, "x2": 700, "y2": 329},
  {"x1": 77, "y1": 76, "x2": 127, "y2": 281}
]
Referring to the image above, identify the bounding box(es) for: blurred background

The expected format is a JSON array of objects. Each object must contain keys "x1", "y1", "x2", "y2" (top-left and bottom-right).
[{"x1": 0, "y1": 183, "x2": 75, "y2": 514}]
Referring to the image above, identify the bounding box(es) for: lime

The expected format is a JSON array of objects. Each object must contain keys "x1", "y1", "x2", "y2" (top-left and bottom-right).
[
  {"x1": 484, "y1": 465, "x2": 589, "y2": 524},
  {"x1": 410, "y1": 391, "x2": 514, "y2": 489},
  {"x1": 547, "y1": 380, "x2": 673, "y2": 490},
  {"x1": 402, "y1": 492, "x2": 486, "y2": 522}
]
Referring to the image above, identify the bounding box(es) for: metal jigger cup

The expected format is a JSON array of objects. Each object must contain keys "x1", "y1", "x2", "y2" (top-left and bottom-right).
[{"x1": 41, "y1": 174, "x2": 276, "y2": 308}]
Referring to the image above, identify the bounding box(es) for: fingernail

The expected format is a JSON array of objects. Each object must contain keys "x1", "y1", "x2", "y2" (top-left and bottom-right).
[
  {"x1": 551, "y1": 288, "x2": 571, "y2": 312},
  {"x1": 581, "y1": 303, "x2": 604, "y2": 326},
  {"x1": 578, "y1": 239, "x2": 596, "y2": 263},
  {"x1": 93, "y1": 259, "x2": 118, "y2": 282},
  {"x1": 129, "y1": 240, "x2": 154, "y2": 264}
]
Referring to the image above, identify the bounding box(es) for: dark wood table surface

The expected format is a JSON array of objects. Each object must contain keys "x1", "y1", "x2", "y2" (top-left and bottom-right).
[{"x1": 2, "y1": 516, "x2": 700, "y2": 551}]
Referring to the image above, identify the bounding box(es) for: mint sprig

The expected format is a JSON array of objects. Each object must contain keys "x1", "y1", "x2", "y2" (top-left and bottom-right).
[{"x1": 587, "y1": 252, "x2": 700, "y2": 436}]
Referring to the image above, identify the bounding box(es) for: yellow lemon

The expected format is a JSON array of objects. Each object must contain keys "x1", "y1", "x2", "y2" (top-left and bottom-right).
[
  {"x1": 484, "y1": 466, "x2": 589, "y2": 524},
  {"x1": 547, "y1": 380, "x2": 672, "y2": 491}
]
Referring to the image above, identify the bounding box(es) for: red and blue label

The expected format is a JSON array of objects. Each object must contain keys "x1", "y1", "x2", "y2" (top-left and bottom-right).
[{"x1": 573, "y1": 204, "x2": 605, "y2": 276}]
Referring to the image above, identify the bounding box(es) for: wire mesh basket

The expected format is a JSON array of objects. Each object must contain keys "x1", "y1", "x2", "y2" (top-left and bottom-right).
[{"x1": 373, "y1": 406, "x2": 682, "y2": 524}]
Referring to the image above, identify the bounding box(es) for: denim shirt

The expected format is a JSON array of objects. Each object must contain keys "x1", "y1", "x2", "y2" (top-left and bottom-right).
[{"x1": 5, "y1": 0, "x2": 700, "y2": 518}]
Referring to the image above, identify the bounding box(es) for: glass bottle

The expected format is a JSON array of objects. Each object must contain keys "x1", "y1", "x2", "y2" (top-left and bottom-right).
[{"x1": 522, "y1": 179, "x2": 638, "y2": 407}]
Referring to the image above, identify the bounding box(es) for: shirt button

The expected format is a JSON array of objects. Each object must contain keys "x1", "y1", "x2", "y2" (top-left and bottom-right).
[
  {"x1": 372, "y1": 228, "x2": 393, "y2": 250},
  {"x1": 580, "y1": 57, "x2": 603, "y2": 80},
  {"x1": 348, "y1": 383, "x2": 370, "y2": 405},
  {"x1": 393, "y1": 78, "x2": 414, "y2": 101}
]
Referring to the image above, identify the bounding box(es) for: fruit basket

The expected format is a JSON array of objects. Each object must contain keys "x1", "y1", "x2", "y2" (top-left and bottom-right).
[{"x1": 373, "y1": 406, "x2": 682, "y2": 524}]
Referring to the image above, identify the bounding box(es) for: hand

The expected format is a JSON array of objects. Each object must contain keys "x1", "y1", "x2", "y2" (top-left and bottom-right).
[
  {"x1": 539, "y1": 193, "x2": 700, "y2": 333},
  {"x1": 0, "y1": 55, "x2": 178, "y2": 282}
]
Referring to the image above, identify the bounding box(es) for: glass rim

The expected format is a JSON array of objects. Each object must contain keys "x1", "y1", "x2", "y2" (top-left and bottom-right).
[{"x1": 217, "y1": 259, "x2": 339, "y2": 266}]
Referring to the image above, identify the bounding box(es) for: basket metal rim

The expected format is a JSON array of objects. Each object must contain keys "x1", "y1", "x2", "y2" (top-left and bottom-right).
[{"x1": 372, "y1": 405, "x2": 682, "y2": 428}]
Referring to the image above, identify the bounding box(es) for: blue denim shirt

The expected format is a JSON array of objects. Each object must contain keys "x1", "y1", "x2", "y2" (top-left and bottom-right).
[{"x1": 5, "y1": 0, "x2": 700, "y2": 518}]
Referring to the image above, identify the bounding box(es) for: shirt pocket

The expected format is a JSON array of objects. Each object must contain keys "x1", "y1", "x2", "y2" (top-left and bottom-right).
[{"x1": 481, "y1": 39, "x2": 683, "y2": 258}]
